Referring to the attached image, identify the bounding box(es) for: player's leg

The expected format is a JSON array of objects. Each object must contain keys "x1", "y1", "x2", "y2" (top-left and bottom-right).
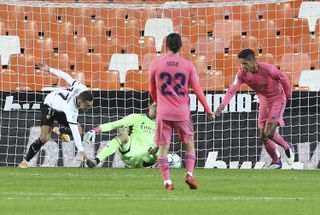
[
  {"x1": 19, "y1": 105, "x2": 54, "y2": 168},
  {"x1": 258, "y1": 102, "x2": 281, "y2": 169},
  {"x1": 155, "y1": 118, "x2": 174, "y2": 190},
  {"x1": 260, "y1": 128, "x2": 281, "y2": 169},
  {"x1": 175, "y1": 119, "x2": 198, "y2": 189},
  {"x1": 86, "y1": 132, "x2": 127, "y2": 168},
  {"x1": 264, "y1": 100, "x2": 295, "y2": 165}
]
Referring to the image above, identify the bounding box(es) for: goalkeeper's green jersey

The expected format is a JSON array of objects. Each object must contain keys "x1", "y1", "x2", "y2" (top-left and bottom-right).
[{"x1": 98, "y1": 114, "x2": 155, "y2": 148}]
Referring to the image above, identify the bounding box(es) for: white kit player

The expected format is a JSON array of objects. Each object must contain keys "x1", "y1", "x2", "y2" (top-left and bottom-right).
[{"x1": 18, "y1": 63, "x2": 93, "y2": 168}]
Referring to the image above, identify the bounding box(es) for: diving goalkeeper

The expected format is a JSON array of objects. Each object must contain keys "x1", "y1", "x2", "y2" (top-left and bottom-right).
[{"x1": 83, "y1": 103, "x2": 158, "y2": 168}]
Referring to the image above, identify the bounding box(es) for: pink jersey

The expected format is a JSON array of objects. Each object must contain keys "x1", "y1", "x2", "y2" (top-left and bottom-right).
[
  {"x1": 149, "y1": 54, "x2": 211, "y2": 121},
  {"x1": 222, "y1": 62, "x2": 292, "y2": 106}
]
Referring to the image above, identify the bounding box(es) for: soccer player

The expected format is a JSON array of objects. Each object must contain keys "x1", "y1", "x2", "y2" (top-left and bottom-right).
[
  {"x1": 214, "y1": 49, "x2": 295, "y2": 169},
  {"x1": 18, "y1": 63, "x2": 93, "y2": 168},
  {"x1": 83, "y1": 103, "x2": 158, "y2": 168},
  {"x1": 149, "y1": 33, "x2": 214, "y2": 190}
]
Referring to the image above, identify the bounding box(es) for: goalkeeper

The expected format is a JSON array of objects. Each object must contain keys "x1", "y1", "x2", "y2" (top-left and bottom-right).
[{"x1": 83, "y1": 103, "x2": 158, "y2": 168}]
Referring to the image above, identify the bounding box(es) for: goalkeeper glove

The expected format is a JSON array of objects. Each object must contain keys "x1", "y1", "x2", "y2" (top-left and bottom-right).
[{"x1": 83, "y1": 127, "x2": 100, "y2": 144}]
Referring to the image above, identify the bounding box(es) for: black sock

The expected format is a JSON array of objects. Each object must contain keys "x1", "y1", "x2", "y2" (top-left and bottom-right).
[
  {"x1": 95, "y1": 158, "x2": 100, "y2": 164},
  {"x1": 25, "y1": 138, "x2": 44, "y2": 162}
]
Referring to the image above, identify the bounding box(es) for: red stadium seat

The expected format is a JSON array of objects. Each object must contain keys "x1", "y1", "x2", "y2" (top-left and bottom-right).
[
  {"x1": 280, "y1": 18, "x2": 310, "y2": 44},
  {"x1": 296, "y1": 35, "x2": 320, "y2": 68},
  {"x1": 228, "y1": 35, "x2": 259, "y2": 55},
  {"x1": 124, "y1": 69, "x2": 149, "y2": 91},
  {"x1": 214, "y1": 19, "x2": 242, "y2": 46},
  {"x1": 0, "y1": 69, "x2": 18, "y2": 91},
  {"x1": 198, "y1": 70, "x2": 225, "y2": 91},
  {"x1": 280, "y1": 53, "x2": 311, "y2": 86}
]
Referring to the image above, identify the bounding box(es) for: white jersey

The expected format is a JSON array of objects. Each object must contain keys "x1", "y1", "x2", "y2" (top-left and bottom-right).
[
  {"x1": 44, "y1": 81, "x2": 87, "y2": 124},
  {"x1": 42, "y1": 68, "x2": 89, "y2": 152}
]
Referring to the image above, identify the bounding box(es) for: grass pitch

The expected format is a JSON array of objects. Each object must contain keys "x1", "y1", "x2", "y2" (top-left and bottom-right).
[{"x1": 0, "y1": 168, "x2": 319, "y2": 215}]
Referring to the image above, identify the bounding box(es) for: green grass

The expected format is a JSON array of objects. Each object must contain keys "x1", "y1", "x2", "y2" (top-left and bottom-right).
[{"x1": 0, "y1": 168, "x2": 319, "y2": 215}]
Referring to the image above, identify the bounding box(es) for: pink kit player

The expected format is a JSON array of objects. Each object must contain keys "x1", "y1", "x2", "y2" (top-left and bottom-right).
[
  {"x1": 149, "y1": 33, "x2": 214, "y2": 190},
  {"x1": 215, "y1": 49, "x2": 295, "y2": 169}
]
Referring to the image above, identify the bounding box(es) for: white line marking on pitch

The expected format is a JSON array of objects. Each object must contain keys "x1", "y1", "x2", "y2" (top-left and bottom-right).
[{"x1": 1, "y1": 192, "x2": 318, "y2": 201}]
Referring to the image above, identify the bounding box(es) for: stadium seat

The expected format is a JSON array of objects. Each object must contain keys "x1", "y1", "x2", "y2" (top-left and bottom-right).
[
  {"x1": 0, "y1": 69, "x2": 18, "y2": 91},
  {"x1": 50, "y1": 22, "x2": 74, "y2": 46},
  {"x1": 229, "y1": 5, "x2": 258, "y2": 32},
  {"x1": 126, "y1": 36, "x2": 156, "y2": 62},
  {"x1": 0, "y1": 36, "x2": 21, "y2": 65},
  {"x1": 298, "y1": 70, "x2": 320, "y2": 91},
  {"x1": 141, "y1": 53, "x2": 163, "y2": 70},
  {"x1": 257, "y1": 54, "x2": 275, "y2": 65},
  {"x1": 0, "y1": 21, "x2": 6, "y2": 35},
  {"x1": 298, "y1": 2, "x2": 320, "y2": 32},
  {"x1": 214, "y1": 19, "x2": 242, "y2": 46},
  {"x1": 249, "y1": 19, "x2": 278, "y2": 48},
  {"x1": 228, "y1": 35, "x2": 259, "y2": 55},
  {"x1": 195, "y1": 37, "x2": 225, "y2": 59},
  {"x1": 132, "y1": 9, "x2": 157, "y2": 30},
  {"x1": 67, "y1": 36, "x2": 88, "y2": 64},
  {"x1": 33, "y1": 37, "x2": 54, "y2": 59},
  {"x1": 261, "y1": 36, "x2": 294, "y2": 63},
  {"x1": 100, "y1": 37, "x2": 125, "y2": 63},
  {"x1": 190, "y1": 54, "x2": 207, "y2": 71},
  {"x1": 100, "y1": 70, "x2": 121, "y2": 90},
  {"x1": 124, "y1": 69, "x2": 149, "y2": 91},
  {"x1": 315, "y1": 18, "x2": 320, "y2": 37},
  {"x1": 280, "y1": 53, "x2": 311, "y2": 86},
  {"x1": 198, "y1": 70, "x2": 225, "y2": 91},
  {"x1": 108, "y1": 53, "x2": 139, "y2": 83},
  {"x1": 144, "y1": 18, "x2": 174, "y2": 52},
  {"x1": 280, "y1": 18, "x2": 310, "y2": 44},
  {"x1": 9, "y1": 54, "x2": 57, "y2": 91},
  {"x1": 296, "y1": 35, "x2": 320, "y2": 68}
]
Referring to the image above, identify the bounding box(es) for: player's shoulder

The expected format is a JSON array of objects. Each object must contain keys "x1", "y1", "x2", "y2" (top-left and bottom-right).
[{"x1": 258, "y1": 62, "x2": 277, "y2": 71}]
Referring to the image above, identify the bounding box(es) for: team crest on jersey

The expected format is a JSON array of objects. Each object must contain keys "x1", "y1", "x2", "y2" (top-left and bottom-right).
[{"x1": 46, "y1": 115, "x2": 51, "y2": 119}]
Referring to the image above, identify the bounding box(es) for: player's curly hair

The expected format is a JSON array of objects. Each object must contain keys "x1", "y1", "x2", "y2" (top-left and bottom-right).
[
  {"x1": 238, "y1": 49, "x2": 255, "y2": 61},
  {"x1": 166, "y1": 33, "x2": 182, "y2": 53}
]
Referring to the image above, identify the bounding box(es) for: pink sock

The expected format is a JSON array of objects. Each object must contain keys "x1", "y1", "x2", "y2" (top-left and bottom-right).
[
  {"x1": 264, "y1": 139, "x2": 280, "y2": 163},
  {"x1": 157, "y1": 156, "x2": 170, "y2": 181},
  {"x1": 272, "y1": 132, "x2": 290, "y2": 151},
  {"x1": 185, "y1": 153, "x2": 195, "y2": 174}
]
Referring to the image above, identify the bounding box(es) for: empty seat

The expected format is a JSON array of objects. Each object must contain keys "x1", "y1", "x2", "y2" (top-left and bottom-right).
[
  {"x1": 280, "y1": 18, "x2": 310, "y2": 44},
  {"x1": 125, "y1": 69, "x2": 149, "y2": 91},
  {"x1": 214, "y1": 19, "x2": 242, "y2": 46},
  {"x1": 126, "y1": 36, "x2": 156, "y2": 62},
  {"x1": 298, "y1": 2, "x2": 320, "y2": 32},
  {"x1": 261, "y1": 36, "x2": 294, "y2": 62},
  {"x1": 195, "y1": 37, "x2": 225, "y2": 59},
  {"x1": 298, "y1": 70, "x2": 320, "y2": 91},
  {"x1": 0, "y1": 36, "x2": 21, "y2": 65},
  {"x1": 101, "y1": 70, "x2": 121, "y2": 90},
  {"x1": 280, "y1": 53, "x2": 311, "y2": 86},
  {"x1": 141, "y1": 53, "x2": 163, "y2": 70},
  {"x1": 249, "y1": 19, "x2": 278, "y2": 47},
  {"x1": 108, "y1": 53, "x2": 139, "y2": 83},
  {"x1": 257, "y1": 54, "x2": 275, "y2": 65},
  {"x1": 228, "y1": 35, "x2": 258, "y2": 55},
  {"x1": 296, "y1": 35, "x2": 320, "y2": 68},
  {"x1": 144, "y1": 18, "x2": 174, "y2": 52},
  {"x1": 198, "y1": 70, "x2": 225, "y2": 91},
  {"x1": 0, "y1": 69, "x2": 18, "y2": 91}
]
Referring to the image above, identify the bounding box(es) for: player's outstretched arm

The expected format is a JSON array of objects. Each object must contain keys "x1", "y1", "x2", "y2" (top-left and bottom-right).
[
  {"x1": 83, "y1": 115, "x2": 137, "y2": 144},
  {"x1": 69, "y1": 123, "x2": 87, "y2": 160},
  {"x1": 36, "y1": 62, "x2": 76, "y2": 86}
]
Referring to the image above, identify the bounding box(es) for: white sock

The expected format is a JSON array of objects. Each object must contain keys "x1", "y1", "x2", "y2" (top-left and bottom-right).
[
  {"x1": 164, "y1": 179, "x2": 172, "y2": 185},
  {"x1": 187, "y1": 171, "x2": 193, "y2": 177}
]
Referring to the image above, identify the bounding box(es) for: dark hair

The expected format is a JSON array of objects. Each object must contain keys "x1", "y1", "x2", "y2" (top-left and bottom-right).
[
  {"x1": 238, "y1": 49, "x2": 255, "y2": 61},
  {"x1": 166, "y1": 33, "x2": 182, "y2": 53},
  {"x1": 78, "y1": 91, "x2": 93, "y2": 102}
]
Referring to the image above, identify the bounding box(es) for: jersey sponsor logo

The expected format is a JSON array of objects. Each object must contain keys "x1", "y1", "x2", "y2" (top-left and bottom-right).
[{"x1": 140, "y1": 122, "x2": 155, "y2": 134}]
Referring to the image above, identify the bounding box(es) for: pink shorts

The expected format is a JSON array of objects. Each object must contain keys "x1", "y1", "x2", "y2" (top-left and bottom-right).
[
  {"x1": 258, "y1": 99, "x2": 286, "y2": 128},
  {"x1": 155, "y1": 117, "x2": 194, "y2": 145}
]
